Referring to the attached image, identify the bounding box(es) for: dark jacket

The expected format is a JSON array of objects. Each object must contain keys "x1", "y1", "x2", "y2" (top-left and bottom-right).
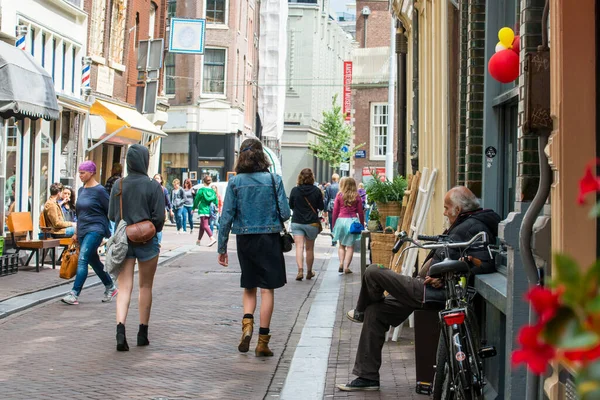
[
  {"x1": 324, "y1": 183, "x2": 339, "y2": 212},
  {"x1": 426, "y1": 209, "x2": 502, "y2": 275},
  {"x1": 289, "y1": 184, "x2": 325, "y2": 224},
  {"x1": 108, "y1": 144, "x2": 166, "y2": 233}
]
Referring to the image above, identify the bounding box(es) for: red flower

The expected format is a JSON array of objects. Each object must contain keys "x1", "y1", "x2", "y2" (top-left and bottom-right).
[
  {"x1": 512, "y1": 325, "x2": 556, "y2": 375},
  {"x1": 563, "y1": 343, "x2": 600, "y2": 363},
  {"x1": 525, "y1": 286, "x2": 561, "y2": 324},
  {"x1": 578, "y1": 162, "x2": 600, "y2": 204}
]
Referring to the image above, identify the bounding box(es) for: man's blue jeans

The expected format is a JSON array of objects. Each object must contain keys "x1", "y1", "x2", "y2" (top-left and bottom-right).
[
  {"x1": 182, "y1": 206, "x2": 194, "y2": 232},
  {"x1": 71, "y1": 232, "x2": 113, "y2": 296},
  {"x1": 174, "y1": 207, "x2": 184, "y2": 231}
]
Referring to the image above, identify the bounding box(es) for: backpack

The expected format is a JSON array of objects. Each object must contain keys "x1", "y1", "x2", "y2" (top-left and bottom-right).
[{"x1": 325, "y1": 184, "x2": 339, "y2": 212}]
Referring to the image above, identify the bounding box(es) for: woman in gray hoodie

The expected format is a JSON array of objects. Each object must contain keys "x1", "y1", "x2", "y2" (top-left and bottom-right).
[{"x1": 108, "y1": 145, "x2": 165, "y2": 351}]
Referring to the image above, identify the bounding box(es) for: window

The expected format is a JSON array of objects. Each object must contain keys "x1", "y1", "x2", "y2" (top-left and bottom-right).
[
  {"x1": 41, "y1": 33, "x2": 46, "y2": 67},
  {"x1": 203, "y1": 48, "x2": 226, "y2": 94},
  {"x1": 89, "y1": 0, "x2": 107, "y2": 57},
  {"x1": 30, "y1": 28, "x2": 35, "y2": 56},
  {"x1": 52, "y1": 38, "x2": 57, "y2": 81},
  {"x1": 62, "y1": 43, "x2": 66, "y2": 90},
  {"x1": 206, "y1": 0, "x2": 226, "y2": 24},
  {"x1": 71, "y1": 47, "x2": 76, "y2": 93},
  {"x1": 109, "y1": 0, "x2": 128, "y2": 65},
  {"x1": 149, "y1": 3, "x2": 157, "y2": 39},
  {"x1": 165, "y1": 53, "x2": 176, "y2": 95},
  {"x1": 242, "y1": 56, "x2": 246, "y2": 103},
  {"x1": 370, "y1": 103, "x2": 388, "y2": 159}
]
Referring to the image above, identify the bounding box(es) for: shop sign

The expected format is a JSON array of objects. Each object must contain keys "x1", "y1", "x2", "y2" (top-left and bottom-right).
[
  {"x1": 343, "y1": 61, "x2": 352, "y2": 121},
  {"x1": 362, "y1": 167, "x2": 386, "y2": 181}
]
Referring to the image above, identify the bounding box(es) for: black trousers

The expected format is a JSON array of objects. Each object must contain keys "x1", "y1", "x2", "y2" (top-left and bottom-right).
[{"x1": 352, "y1": 265, "x2": 425, "y2": 381}]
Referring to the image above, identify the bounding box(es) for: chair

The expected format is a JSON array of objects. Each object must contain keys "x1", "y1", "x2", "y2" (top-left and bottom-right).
[
  {"x1": 39, "y1": 213, "x2": 73, "y2": 262},
  {"x1": 6, "y1": 212, "x2": 60, "y2": 272}
]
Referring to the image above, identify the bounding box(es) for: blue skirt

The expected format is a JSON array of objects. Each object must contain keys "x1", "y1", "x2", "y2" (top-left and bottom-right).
[{"x1": 332, "y1": 217, "x2": 361, "y2": 247}]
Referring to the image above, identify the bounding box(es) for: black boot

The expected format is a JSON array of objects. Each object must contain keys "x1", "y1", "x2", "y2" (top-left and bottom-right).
[
  {"x1": 116, "y1": 323, "x2": 129, "y2": 351},
  {"x1": 137, "y1": 324, "x2": 150, "y2": 346}
]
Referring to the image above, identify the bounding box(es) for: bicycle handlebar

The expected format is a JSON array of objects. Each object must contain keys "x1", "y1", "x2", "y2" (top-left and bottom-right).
[
  {"x1": 417, "y1": 234, "x2": 441, "y2": 242},
  {"x1": 392, "y1": 231, "x2": 489, "y2": 254}
]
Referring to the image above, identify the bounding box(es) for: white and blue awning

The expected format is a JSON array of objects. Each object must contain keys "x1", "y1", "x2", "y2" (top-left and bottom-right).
[{"x1": 264, "y1": 146, "x2": 282, "y2": 176}]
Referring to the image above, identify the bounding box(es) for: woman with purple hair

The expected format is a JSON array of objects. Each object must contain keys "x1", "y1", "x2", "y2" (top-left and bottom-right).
[{"x1": 61, "y1": 160, "x2": 116, "y2": 306}]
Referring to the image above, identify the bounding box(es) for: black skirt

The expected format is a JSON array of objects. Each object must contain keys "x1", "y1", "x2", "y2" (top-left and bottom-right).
[{"x1": 236, "y1": 233, "x2": 287, "y2": 289}]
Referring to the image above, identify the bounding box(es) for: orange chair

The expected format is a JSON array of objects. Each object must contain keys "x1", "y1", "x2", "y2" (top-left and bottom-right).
[
  {"x1": 39, "y1": 213, "x2": 74, "y2": 262},
  {"x1": 7, "y1": 212, "x2": 60, "y2": 272}
]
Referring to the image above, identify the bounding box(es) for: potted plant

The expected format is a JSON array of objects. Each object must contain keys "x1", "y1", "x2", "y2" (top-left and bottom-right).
[
  {"x1": 365, "y1": 172, "x2": 408, "y2": 228},
  {"x1": 367, "y1": 209, "x2": 381, "y2": 232}
]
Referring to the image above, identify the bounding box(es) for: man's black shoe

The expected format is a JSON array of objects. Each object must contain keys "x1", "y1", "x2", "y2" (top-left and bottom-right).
[
  {"x1": 346, "y1": 309, "x2": 364, "y2": 323},
  {"x1": 337, "y1": 377, "x2": 380, "y2": 391}
]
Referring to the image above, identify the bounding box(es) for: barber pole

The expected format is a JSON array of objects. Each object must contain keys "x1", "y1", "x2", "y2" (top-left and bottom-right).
[
  {"x1": 15, "y1": 33, "x2": 26, "y2": 51},
  {"x1": 81, "y1": 63, "x2": 90, "y2": 88}
]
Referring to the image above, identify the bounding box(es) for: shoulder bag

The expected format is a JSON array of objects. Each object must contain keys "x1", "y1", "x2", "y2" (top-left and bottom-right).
[
  {"x1": 59, "y1": 243, "x2": 79, "y2": 279},
  {"x1": 304, "y1": 196, "x2": 323, "y2": 234},
  {"x1": 349, "y1": 212, "x2": 364, "y2": 234},
  {"x1": 119, "y1": 179, "x2": 156, "y2": 244},
  {"x1": 270, "y1": 173, "x2": 293, "y2": 253}
]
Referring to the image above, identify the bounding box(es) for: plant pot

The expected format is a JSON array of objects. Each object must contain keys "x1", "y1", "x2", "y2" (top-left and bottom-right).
[
  {"x1": 367, "y1": 220, "x2": 380, "y2": 232},
  {"x1": 375, "y1": 201, "x2": 402, "y2": 230}
]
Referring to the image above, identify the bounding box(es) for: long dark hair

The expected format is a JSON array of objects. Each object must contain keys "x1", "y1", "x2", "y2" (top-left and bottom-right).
[
  {"x1": 234, "y1": 138, "x2": 271, "y2": 174},
  {"x1": 63, "y1": 187, "x2": 76, "y2": 210},
  {"x1": 183, "y1": 179, "x2": 192, "y2": 189}
]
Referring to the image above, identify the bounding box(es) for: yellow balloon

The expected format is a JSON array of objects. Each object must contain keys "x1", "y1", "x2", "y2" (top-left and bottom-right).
[{"x1": 498, "y1": 27, "x2": 515, "y2": 48}]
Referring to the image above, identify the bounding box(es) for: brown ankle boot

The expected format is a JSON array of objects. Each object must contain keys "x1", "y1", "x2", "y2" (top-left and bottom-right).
[
  {"x1": 255, "y1": 334, "x2": 273, "y2": 357},
  {"x1": 238, "y1": 318, "x2": 254, "y2": 353}
]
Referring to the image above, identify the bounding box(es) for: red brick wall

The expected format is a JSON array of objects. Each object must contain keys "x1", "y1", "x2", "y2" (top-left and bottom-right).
[
  {"x1": 352, "y1": 87, "x2": 396, "y2": 183},
  {"x1": 355, "y1": 0, "x2": 391, "y2": 49}
]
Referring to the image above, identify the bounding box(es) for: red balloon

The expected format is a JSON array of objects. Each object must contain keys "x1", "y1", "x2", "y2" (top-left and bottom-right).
[
  {"x1": 512, "y1": 35, "x2": 520, "y2": 54},
  {"x1": 488, "y1": 49, "x2": 520, "y2": 83}
]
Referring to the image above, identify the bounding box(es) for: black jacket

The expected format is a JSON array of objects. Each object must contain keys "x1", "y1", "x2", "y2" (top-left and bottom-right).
[
  {"x1": 108, "y1": 144, "x2": 166, "y2": 233},
  {"x1": 289, "y1": 184, "x2": 325, "y2": 224},
  {"x1": 425, "y1": 209, "x2": 502, "y2": 275}
]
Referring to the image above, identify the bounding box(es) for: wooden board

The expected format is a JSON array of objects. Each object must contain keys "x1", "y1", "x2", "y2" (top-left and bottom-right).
[{"x1": 391, "y1": 171, "x2": 421, "y2": 273}]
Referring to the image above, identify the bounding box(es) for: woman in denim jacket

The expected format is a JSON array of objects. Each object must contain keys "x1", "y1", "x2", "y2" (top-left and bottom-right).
[{"x1": 217, "y1": 138, "x2": 291, "y2": 358}]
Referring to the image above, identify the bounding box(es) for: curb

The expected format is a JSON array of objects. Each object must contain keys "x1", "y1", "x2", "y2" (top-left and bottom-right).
[{"x1": 0, "y1": 246, "x2": 193, "y2": 320}]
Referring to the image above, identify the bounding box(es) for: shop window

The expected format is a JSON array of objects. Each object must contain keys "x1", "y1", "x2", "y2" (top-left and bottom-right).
[
  {"x1": 90, "y1": 0, "x2": 107, "y2": 58},
  {"x1": 370, "y1": 103, "x2": 388, "y2": 160},
  {"x1": 206, "y1": 0, "x2": 227, "y2": 24},
  {"x1": 4, "y1": 121, "x2": 18, "y2": 226},
  {"x1": 109, "y1": 0, "x2": 128, "y2": 65},
  {"x1": 498, "y1": 102, "x2": 518, "y2": 218},
  {"x1": 202, "y1": 48, "x2": 226, "y2": 95}
]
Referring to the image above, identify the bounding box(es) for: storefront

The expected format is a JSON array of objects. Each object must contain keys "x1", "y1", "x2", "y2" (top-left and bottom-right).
[{"x1": 0, "y1": 40, "x2": 60, "y2": 234}]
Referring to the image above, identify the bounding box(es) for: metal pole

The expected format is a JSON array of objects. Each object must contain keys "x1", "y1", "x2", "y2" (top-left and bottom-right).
[
  {"x1": 386, "y1": 14, "x2": 396, "y2": 181},
  {"x1": 396, "y1": 21, "x2": 407, "y2": 177}
]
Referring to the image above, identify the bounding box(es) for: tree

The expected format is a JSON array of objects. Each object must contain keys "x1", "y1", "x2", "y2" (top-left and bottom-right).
[{"x1": 309, "y1": 94, "x2": 363, "y2": 168}]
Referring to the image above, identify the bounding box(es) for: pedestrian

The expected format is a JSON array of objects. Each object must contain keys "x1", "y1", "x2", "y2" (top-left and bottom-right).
[
  {"x1": 153, "y1": 174, "x2": 172, "y2": 246},
  {"x1": 289, "y1": 168, "x2": 324, "y2": 281},
  {"x1": 192, "y1": 175, "x2": 218, "y2": 247},
  {"x1": 332, "y1": 177, "x2": 365, "y2": 274},
  {"x1": 209, "y1": 183, "x2": 222, "y2": 233},
  {"x1": 61, "y1": 161, "x2": 116, "y2": 306},
  {"x1": 217, "y1": 138, "x2": 290, "y2": 357},
  {"x1": 60, "y1": 186, "x2": 77, "y2": 223},
  {"x1": 108, "y1": 144, "x2": 165, "y2": 351},
  {"x1": 324, "y1": 174, "x2": 340, "y2": 246},
  {"x1": 104, "y1": 163, "x2": 122, "y2": 194},
  {"x1": 171, "y1": 179, "x2": 185, "y2": 234},
  {"x1": 182, "y1": 178, "x2": 195, "y2": 234}
]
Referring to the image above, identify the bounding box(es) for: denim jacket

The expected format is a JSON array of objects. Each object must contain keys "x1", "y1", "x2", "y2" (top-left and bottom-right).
[{"x1": 218, "y1": 172, "x2": 291, "y2": 254}]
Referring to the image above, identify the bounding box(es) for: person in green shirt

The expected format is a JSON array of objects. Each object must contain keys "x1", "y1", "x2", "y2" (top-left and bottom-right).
[{"x1": 193, "y1": 175, "x2": 218, "y2": 246}]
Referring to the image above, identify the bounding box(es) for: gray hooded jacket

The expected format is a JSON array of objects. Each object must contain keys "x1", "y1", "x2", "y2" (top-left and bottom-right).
[{"x1": 108, "y1": 144, "x2": 165, "y2": 233}]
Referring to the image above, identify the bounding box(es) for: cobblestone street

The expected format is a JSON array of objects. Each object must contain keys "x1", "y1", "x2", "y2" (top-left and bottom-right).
[{"x1": 0, "y1": 230, "x2": 422, "y2": 399}]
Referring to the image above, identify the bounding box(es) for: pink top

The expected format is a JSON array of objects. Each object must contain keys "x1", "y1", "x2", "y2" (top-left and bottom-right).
[{"x1": 332, "y1": 193, "x2": 365, "y2": 228}]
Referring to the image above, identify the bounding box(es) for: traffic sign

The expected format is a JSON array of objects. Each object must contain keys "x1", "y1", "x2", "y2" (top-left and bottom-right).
[
  {"x1": 341, "y1": 145, "x2": 349, "y2": 153},
  {"x1": 340, "y1": 162, "x2": 350, "y2": 171}
]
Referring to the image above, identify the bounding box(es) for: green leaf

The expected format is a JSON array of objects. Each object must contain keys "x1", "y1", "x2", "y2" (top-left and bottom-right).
[
  {"x1": 553, "y1": 254, "x2": 584, "y2": 306},
  {"x1": 584, "y1": 259, "x2": 600, "y2": 299},
  {"x1": 587, "y1": 297, "x2": 600, "y2": 314},
  {"x1": 543, "y1": 306, "x2": 576, "y2": 345},
  {"x1": 579, "y1": 361, "x2": 600, "y2": 400},
  {"x1": 544, "y1": 307, "x2": 600, "y2": 349},
  {"x1": 589, "y1": 201, "x2": 600, "y2": 218}
]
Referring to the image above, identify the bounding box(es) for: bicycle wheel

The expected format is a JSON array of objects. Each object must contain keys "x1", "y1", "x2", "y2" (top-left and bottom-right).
[{"x1": 432, "y1": 330, "x2": 454, "y2": 400}]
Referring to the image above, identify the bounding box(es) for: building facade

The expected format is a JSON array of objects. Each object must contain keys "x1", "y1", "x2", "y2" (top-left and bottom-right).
[
  {"x1": 161, "y1": 0, "x2": 259, "y2": 188},
  {"x1": 283, "y1": 0, "x2": 353, "y2": 192}
]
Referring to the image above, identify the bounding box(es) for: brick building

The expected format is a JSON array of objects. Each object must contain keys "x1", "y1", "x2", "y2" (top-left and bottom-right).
[
  {"x1": 350, "y1": 0, "x2": 395, "y2": 184},
  {"x1": 161, "y1": 0, "x2": 259, "y2": 187}
]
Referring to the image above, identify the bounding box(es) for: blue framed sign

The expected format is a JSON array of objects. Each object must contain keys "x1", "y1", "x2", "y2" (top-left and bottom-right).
[
  {"x1": 169, "y1": 18, "x2": 206, "y2": 54},
  {"x1": 355, "y1": 150, "x2": 366, "y2": 158}
]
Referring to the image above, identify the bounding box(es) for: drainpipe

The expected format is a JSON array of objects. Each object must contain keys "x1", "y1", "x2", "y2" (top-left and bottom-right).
[
  {"x1": 361, "y1": 7, "x2": 371, "y2": 48},
  {"x1": 410, "y1": 0, "x2": 419, "y2": 174},
  {"x1": 396, "y1": 21, "x2": 408, "y2": 177}
]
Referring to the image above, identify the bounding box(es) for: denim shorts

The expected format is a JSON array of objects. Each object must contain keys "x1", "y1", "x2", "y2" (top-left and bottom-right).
[
  {"x1": 291, "y1": 222, "x2": 320, "y2": 241},
  {"x1": 125, "y1": 235, "x2": 160, "y2": 262}
]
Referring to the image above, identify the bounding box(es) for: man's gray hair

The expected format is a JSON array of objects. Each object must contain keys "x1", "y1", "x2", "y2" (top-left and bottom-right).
[{"x1": 448, "y1": 186, "x2": 480, "y2": 212}]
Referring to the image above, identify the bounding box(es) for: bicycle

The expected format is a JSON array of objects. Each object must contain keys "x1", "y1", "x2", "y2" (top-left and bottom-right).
[{"x1": 392, "y1": 231, "x2": 497, "y2": 399}]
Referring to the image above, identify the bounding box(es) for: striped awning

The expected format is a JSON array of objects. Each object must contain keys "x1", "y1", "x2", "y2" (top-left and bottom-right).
[{"x1": 0, "y1": 40, "x2": 59, "y2": 121}]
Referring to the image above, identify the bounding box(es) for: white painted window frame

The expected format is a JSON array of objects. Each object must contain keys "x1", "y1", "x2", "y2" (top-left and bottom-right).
[
  {"x1": 370, "y1": 102, "x2": 388, "y2": 161},
  {"x1": 203, "y1": 0, "x2": 229, "y2": 27},
  {"x1": 201, "y1": 47, "x2": 228, "y2": 98}
]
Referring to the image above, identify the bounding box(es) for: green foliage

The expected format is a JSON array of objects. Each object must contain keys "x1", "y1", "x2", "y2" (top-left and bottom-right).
[
  {"x1": 308, "y1": 94, "x2": 364, "y2": 168},
  {"x1": 578, "y1": 361, "x2": 600, "y2": 399},
  {"x1": 365, "y1": 171, "x2": 408, "y2": 204},
  {"x1": 369, "y1": 209, "x2": 380, "y2": 222}
]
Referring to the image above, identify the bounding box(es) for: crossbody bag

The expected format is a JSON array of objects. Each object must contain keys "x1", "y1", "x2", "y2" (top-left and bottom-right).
[{"x1": 269, "y1": 173, "x2": 293, "y2": 253}]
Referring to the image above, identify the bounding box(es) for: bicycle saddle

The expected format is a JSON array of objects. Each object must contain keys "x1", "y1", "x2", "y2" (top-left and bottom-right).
[{"x1": 428, "y1": 258, "x2": 470, "y2": 277}]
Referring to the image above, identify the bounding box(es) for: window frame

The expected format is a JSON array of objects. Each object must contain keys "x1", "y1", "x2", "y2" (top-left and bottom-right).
[
  {"x1": 89, "y1": 0, "x2": 107, "y2": 61},
  {"x1": 201, "y1": 47, "x2": 227, "y2": 97},
  {"x1": 370, "y1": 102, "x2": 388, "y2": 161},
  {"x1": 108, "y1": 0, "x2": 128, "y2": 69},
  {"x1": 204, "y1": 0, "x2": 229, "y2": 26}
]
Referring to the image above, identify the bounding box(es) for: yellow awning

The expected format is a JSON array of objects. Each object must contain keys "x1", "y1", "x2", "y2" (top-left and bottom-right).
[{"x1": 90, "y1": 99, "x2": 167, "y2": 141}]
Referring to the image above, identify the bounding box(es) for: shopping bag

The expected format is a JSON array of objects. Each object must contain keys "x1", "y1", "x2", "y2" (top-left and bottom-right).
[{"x1": 59, "y1": 244, "x2": 79, "y2": 279}]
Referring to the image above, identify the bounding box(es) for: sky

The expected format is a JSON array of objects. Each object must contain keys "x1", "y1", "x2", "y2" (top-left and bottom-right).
[{"x1": 330, "y1": 0, "x2": 356, "y2": 16}]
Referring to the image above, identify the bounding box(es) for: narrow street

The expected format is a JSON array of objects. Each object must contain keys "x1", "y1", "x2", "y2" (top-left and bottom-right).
[{"x1": 0, "y1": 230, "x2": 422, "y2": 399}]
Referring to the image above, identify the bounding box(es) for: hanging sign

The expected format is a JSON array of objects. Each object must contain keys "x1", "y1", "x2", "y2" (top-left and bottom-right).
[{"x1": 343, "y1": 61, "x2": 352, "y2": 121}]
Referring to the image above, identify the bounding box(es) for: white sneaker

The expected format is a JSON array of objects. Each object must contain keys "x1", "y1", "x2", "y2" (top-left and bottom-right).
[
  {"x1": 208, "y1": 239, "x2": 217, "y2": 247},
  {"x1": 61, "y1": 292, "x2": 79, "y2": 305},
  {"x1": 102, "y1": 286, "x2": 118, "y2": 303}
]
